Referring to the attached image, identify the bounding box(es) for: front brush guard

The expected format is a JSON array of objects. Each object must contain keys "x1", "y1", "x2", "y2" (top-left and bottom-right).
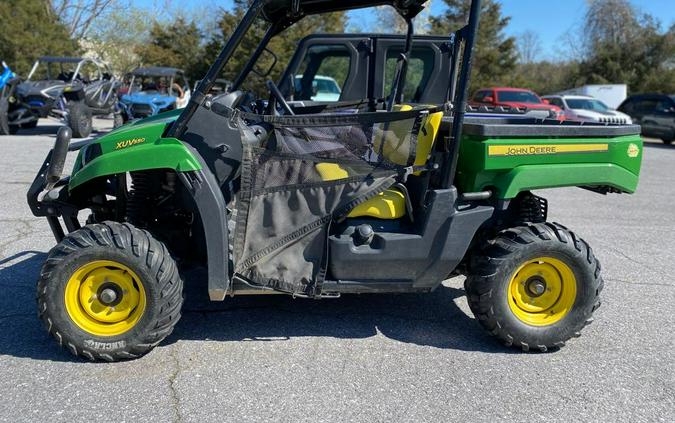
[{"x1": 27, "y1": 127, "x2": 83, "y2": 242}]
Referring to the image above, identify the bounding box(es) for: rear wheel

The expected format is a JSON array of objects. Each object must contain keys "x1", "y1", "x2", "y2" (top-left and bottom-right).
[
  {"x1": 113, "y1": 112, "x2": 124, "y2": 129},
  {"x1": 37, "y1": 222, "x2": 184, "y2": 361},
  {"x1": 465, "y1": 223, "x2": 602, "y2": 352},
  {"x1": 67, "y1": 101, "x2": 93, "y2": 138}
]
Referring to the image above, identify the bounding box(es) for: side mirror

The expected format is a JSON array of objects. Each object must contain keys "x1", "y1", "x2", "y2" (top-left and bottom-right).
[
  {"x1": 312, "y1": 85, "x2": 319, "y2": 96},
  {"x1": 483, "y1": 96, "x2": 494, "y2": 103},
  {"x1": 542, "y1": 99, "x2": 550, "y2": 104},
  {"x1": 252, "y1": 48, "x2": 278, "y2": 79}
]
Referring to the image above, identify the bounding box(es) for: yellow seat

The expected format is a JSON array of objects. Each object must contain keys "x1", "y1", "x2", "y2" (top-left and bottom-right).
[{"x1": 315, "y1": 105, "x2": 443, "y2": 219}]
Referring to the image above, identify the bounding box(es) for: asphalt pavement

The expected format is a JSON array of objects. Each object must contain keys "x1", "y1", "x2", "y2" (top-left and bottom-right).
[{"x1": 0, "y1": 118, "x2": 673, "y2": 422}]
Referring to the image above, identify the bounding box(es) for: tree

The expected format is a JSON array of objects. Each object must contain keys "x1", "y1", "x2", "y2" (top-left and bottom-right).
[
  {"x1": 517, "y1": 30, "x2": 542, "y2": 64},
  {"x1": 50, "y1": 0, "x2": 116, "y2": 40},
  {"x1": 0, "y1": 0, "x2": 80, "y2": 76},
  {"x1": 374, "y1": 1, "x2": 434, "y2": 35},
  {"x1": 136, "y1": 17, "x2": 205, "y2": 82},
  {"x1": 201, "y1": 0, "x2": 346, "y2": 95},
  {"x1": 430, "y1": 0, "x2": 518, "y2": 92},
  {"x1": 574, "y1": 0, "x2": 675, "y2": 93},
  {"x1": 86, "y1": 6, "x2": 155, "y2": 76}
]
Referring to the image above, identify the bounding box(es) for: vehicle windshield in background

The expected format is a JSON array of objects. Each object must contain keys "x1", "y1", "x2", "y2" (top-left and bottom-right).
[
  {"x1": 29, "y1": 62, "x2": 78, "y2": 81},
  {"x1": 294, "y1": 75, "x2": 342, "y2": 101},
  {"x1": 497, "y1": 91, "x2": 541, "y2": 103},
  {"x1": 129, "y1": 76, "x2": 173, "y2": 95},
  {"x1": 567, "y1": 98, "x2": 610, "y2": 112}
]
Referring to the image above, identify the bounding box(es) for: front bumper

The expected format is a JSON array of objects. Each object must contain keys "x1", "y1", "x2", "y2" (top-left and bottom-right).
[{"x1": 27, "y1": 134, "x2": 91, "y2": 242}]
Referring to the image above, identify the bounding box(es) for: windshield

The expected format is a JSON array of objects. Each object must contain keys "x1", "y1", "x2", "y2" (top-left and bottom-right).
[
  {"x1": 497, "y1": 90, "x2": 541, "y2": 104},
  {"x1": 29, "y1": 61, "x2": 78, "y2": 81},
  {"x1": 566, "y1": 98, "x2": 610, "y2": 112},
  {"x1": 128, "y1": 76, "x2": 174, "y2": 95}
]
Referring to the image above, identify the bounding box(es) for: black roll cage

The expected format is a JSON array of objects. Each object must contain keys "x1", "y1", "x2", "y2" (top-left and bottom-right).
[{"x1": 167, "y1": 0, "x2": 482, "y2": 187}]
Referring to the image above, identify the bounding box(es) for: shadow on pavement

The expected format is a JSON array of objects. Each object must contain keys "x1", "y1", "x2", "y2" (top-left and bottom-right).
[
  {"x1": 0, "y1": 251, "x2": 511, "y2": 363},
  {"x1": 643, "y1": 141, "x2": 673, "y2": 150},
  {"x1": 0, "y1": 251, "x2": 81, "y2": 363}
]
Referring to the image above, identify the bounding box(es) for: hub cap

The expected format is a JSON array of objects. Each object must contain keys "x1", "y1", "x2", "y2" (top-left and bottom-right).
[
  {"x1": 507, "y1": 257, "x2": 577, "y2": 326},
  {"x1": 64, "y1": 260, "x2": 146, "y2": 337}
]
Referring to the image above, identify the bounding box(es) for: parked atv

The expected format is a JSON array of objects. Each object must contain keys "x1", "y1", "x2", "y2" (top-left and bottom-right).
[
  {"x1": 28, "y1": 0, "x2": 643, "y2": 362},
  {"x1": 7, "y1": 57, "x2": 120, "y2": 138},
  {"x1": 118, "y1": 67, "x2": 191, "y2": 125},
  {"x1": 0, "y1": 61, "x2": 19, "y2": 135}
]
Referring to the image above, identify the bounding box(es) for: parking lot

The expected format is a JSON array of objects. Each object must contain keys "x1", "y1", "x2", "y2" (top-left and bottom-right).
[{"x1": 0, "y1": 118, "x2": 673, "y2": 422}]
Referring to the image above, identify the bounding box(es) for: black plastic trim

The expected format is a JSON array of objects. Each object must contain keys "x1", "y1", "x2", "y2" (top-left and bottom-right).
[
  {"x1": 448, "y1": 116, "x2": 642, "y2": 138},
  {"x1": 178, "y1": 143, "x2": 231, "y2": 301}
]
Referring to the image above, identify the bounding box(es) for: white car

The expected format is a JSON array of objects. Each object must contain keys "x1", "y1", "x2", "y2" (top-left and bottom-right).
[{"x1": 543, "y1": 95, "x2": 633, "y2": 124}]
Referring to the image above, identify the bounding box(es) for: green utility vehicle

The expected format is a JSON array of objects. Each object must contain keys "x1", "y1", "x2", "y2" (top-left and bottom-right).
[{"x1": 28, "y1": 0, "x2": 642, "y2": 361}]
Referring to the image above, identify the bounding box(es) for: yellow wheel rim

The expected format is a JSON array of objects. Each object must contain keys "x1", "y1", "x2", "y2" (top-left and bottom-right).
[
  {"x1": 507, "y1": 257, "x2": 577, "y2": 326},
  {"x1": 64, "y1": 260, "x2": 146, "y2": 337}
]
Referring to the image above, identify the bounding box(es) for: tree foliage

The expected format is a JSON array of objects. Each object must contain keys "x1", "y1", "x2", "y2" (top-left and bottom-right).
[
  {"x1": 0, "y1": 0, "x2": 80, "y2": 76},
  {"x1": 87, "y1": 6, "x2": 154, "y2": 75},
  {"x1": 50, "y1": 0, "x2": 115, "y2": 40},
  {"x1": 430, "y1": 0, "x2": 518, "y2": 91},
  {"x1": 135, "y1": 17, "x2": 204, "y2": 82},
  {"x1": 573, "y1": 0, "x2": 675, "y2": 94}
]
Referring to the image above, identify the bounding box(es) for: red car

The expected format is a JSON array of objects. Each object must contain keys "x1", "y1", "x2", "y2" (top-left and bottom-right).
[{"x1": 471, "y1": 87, "x2": 564, "y2": 119}]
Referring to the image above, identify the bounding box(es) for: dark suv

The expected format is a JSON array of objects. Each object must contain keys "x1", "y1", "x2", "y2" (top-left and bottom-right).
[{"x1": 618, "y1": 94, "x2": 675, "y2": 144}]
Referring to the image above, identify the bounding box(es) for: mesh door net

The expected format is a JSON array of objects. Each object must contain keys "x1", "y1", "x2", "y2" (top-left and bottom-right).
[{"x1": 229, "y1": 106, "x2": 440, "y2": 296}]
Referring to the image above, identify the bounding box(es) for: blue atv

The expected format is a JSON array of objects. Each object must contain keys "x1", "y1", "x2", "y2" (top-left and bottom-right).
[
  {"x1": 0, "y1": 61, "x2": 15, "y2": 90},
  {"x1": 0, "y1": 61, "x2": 20, "y2": 135},
  {"x1": 117, "y1": 67, "x2": 190, "y2": 125},
  {"x1": 2, "y1": 57, "x2": 120, "y2": 137}
]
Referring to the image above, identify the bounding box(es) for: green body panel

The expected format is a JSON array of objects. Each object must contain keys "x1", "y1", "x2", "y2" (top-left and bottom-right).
[
  {"x1": 69, "y1": 110, "x2": 200, "y2": 190},
  {"x1": 69, "y1": 106, "x2": 643, "y2": 200},
  {"x1": 456, "y1": 134, "x2": 643, "y2": 199}
]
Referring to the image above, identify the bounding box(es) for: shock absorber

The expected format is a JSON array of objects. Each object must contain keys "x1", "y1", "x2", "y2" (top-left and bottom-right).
[{"x1": 126, "y1": 172, "x2": 153, "y2": 226}]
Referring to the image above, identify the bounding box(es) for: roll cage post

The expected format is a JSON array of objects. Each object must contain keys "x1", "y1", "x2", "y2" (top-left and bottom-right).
[
  {"x1": 441, "y1": 0, "x2": 481, "y2": 189},
  {"x1": 167, "y1": 0, "x2": 265, "y2": 138},
  {"x1": 386, "y1": 16, "x2": 414, "y2": 112}
]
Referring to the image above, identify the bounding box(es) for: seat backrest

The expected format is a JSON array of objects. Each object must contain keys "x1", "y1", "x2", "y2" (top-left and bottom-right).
[{"x1": 373, "y1": 104, "x2": 443, "y2": 175}]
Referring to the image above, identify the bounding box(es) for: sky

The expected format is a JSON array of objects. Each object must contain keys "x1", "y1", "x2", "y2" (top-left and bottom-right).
[{"x1": 140, "y1": 0, "x2": 675, "y2": 61}]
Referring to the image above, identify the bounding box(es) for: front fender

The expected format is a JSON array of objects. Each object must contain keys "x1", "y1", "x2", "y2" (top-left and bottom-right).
[
  {"x1": 70, "y1": 137, "x2": 201, "y2": 189},
  {"x1": 69, "y1": 112, "x2": 200, "y2": 190}
]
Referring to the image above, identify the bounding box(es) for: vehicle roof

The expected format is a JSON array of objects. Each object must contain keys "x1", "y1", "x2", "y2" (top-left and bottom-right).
[
  {"x1": 38, "y1": 56, "x2": 87, "y2": 64},
  {"x1": 484, "y1": 87, "x2": 537, "y2": 92},
  {"x1": 543, "y1": 95, "x2": 597, "y2": 100},
  {"x1": 131, "y1": 67, "x2": 184, "y2": 77},
  {"x1": 299, "y1": 33, "x2": 450, "y2": 42},
  {"x1": 262, "y1": 0, "x2": 428, "y2": 23},
  {"x1": 295, "y1": 75, "x2": 337, "y2": 81},
  {"x1": 625, "y1": 93, "x2": 675, "y2": 100}
]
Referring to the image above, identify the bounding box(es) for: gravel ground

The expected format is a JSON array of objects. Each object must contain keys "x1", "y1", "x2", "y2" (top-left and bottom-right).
[{"x1": 0, "y1": 118, "x2": 673, "y2": 422}]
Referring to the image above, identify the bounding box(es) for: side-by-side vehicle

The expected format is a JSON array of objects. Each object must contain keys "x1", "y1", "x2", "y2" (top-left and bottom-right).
[{"x1": 28, "y1": 0, "x2": 642, "y2": 361}]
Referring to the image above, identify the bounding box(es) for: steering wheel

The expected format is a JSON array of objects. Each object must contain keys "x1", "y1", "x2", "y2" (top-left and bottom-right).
[{"x1": 265, "y1": 80, "x2": 294, "y2": 116}]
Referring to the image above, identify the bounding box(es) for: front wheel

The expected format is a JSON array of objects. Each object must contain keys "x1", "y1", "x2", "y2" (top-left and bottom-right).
[
  {"x1": 465, "y1": 223, "x2": 602, "y2": 352},
  {"x1": 37, "y1": 222, "x2": 184, "y2": 361},
  {"x1": 67, "y1": 101, "x2": 93, "y2": 138},
  {"x1": 0, "y1": 97, "x2": 18, "y2": 135}
]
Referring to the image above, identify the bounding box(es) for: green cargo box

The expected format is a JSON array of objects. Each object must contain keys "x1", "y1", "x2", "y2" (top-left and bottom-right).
[{"x1": 452, "y1": 118, "x2": 643, "y2": 199}]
